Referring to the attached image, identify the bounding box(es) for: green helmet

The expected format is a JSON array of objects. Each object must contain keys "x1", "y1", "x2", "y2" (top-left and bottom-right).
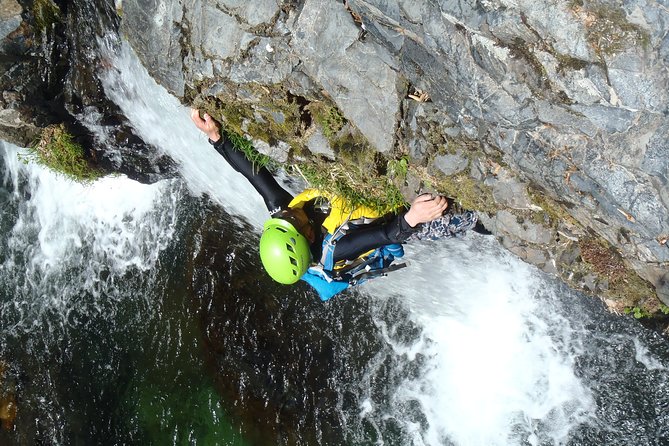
[{"x1": 259, "y1": 218, "x2": 311, "y2": 284}]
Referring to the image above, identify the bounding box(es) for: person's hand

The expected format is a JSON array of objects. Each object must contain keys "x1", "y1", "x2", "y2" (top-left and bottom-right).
[
  {"x1": 190, "y1": 108, "x2": 221, "y2": 142},
  {"x1": 403, "y1": 194, "x2": 449, "y2": 227}
]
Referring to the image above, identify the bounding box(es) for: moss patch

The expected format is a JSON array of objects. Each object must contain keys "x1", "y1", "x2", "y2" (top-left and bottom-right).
[
  {"x1": 308, "y1": 102, "x2": 346, "y2": 140},
  {"x1": 23, "y1": 124, "x2": 102, "y2": 183},
  {"x1": 191, "y1": 82, "x2": 311, "y2": 153},
  {"x1": 294, "y1": 154, "x2": 408, "y2": 215},
  {"x1": 191, "y1": 85, "x2": 415, "y2": 213},
  {"x1": 527, "y1": 185, "x2": 579, "y2": 227},
  {"x1": 573, "y1": 3, "x2": 651, "y2": 55},
  {"x1": 32, "y1": 0, "x2": 62, "y2": 32},
  {"x1": 579, "y1": 237, "x2": 658, "y2": 311},
  {"x1": 408, "y1": 164, "x2": 498, "y2": 215}
]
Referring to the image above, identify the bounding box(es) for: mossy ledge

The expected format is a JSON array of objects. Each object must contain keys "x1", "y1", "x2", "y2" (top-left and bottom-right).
[
  {"x1": 190, "y1": 83, "x2": 410, "y2": 214},
  {"x1": 22, "y1": 124, "x2": 103, "y2": 183}
]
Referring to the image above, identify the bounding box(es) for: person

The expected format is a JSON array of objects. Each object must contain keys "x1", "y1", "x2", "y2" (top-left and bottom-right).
[{"x1": 191, "y1": 109, "x2": 483, "y2": 300}]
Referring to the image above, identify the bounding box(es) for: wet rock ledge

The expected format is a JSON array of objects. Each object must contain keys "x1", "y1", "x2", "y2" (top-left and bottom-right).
[{"x1": 2, "y1": 0, "x2": 668, "y2": 318}]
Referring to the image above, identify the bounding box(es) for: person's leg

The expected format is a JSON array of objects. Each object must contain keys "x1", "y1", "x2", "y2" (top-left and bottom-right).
[{"x1": 406, "y1": 210, "x2": 478, "y2": 241}]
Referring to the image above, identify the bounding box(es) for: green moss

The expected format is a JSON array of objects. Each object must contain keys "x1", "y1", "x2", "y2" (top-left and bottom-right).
[
  {"x1": 308, "y1": 102, "x2": 347, "y2": 140},
  {"x1": 555, "y1": 54, "x2": 590, "y2": 73},
  {"x1": 194, "y1": 83, "x2": 310, "y2": 155},
  {"x1": 411, "y1": 163, "x2": 497, "y2": 215},
  {"x1": 32, "y1": 0, "x2": 61, "y2": 32},
  {"x1": 583, "y1": 5, "x2": 651, "y2": 55},
  {"x1": 223, "y1": 129, "x2": 275, "y2": 171},
  {"x1": 511, "y1": 38, "x2": 548, "y2": 77},
  {"x1": 23, "y1": 124, "x2": 102, "y2": 183},
  {"x1": 294, "y1": 153, "x2": 408, "y2": 216},
  {"x1": 527, "y1": 186, "x2": 578, "y2": 227}
]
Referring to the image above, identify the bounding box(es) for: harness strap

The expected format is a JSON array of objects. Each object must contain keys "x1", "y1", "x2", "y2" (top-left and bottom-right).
[
  {"x1": 349, "y1": 262, "x2": 408, "y2": 285},
  {"x1": 318, "y1": 211, "x2": 354, "y2": 271}
]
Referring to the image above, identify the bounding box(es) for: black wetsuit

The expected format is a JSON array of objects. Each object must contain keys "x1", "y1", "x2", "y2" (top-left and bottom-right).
[{"x1": 211, "y1": 136, "x2": 416, "y2": 263}]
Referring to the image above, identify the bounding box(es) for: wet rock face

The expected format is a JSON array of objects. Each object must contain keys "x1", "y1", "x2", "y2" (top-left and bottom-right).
[
  {"x1": 0, "y1": 360, "x2": 17, "y2": 432},
  {"x1": 0, "y1": 0, "x2": 41, "y2": 147},
  {"x1": 0, "y1": 0, "x2": 178, "y2": 184},
  {"x1": 119, "y1": 0, "x2": 667, "y2": 304}
]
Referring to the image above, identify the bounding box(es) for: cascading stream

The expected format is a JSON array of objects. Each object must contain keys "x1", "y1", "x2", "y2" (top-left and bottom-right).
[
  {"x1": 1, "y1": 18, "x2": 669, "y2": 446},
  {"x1": 0, "y1": 143, "x2": 179, "y2": 335},
  {"x1": 93, "y1": 33, "x2": 669, "y2": 446}
]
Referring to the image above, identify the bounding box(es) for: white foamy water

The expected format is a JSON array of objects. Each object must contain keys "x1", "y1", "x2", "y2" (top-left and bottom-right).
[
  {"x1": 96, "y1": 35, "x2": 270, "y2": 229},
  {"x1": 0, "y1": 141, "x2": 179, "y2": 332},
  {"x1": 363, "y1": 236, "x2": 595, "y2": 445}
]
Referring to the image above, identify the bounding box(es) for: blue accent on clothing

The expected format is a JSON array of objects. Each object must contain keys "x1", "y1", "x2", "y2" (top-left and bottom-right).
[
  {"x1": 301, "y1": 272, "x2": 350, "y2": 301},
  {"x1": 301, "y1": 243, "x2": 405, "y2": 301}
]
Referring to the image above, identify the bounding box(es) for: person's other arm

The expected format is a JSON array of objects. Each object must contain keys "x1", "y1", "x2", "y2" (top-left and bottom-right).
[
  {"x1": 333, "y1": 194, "x2": 448, "y2": 262},
  {"x1": 191, "y1": 109, "x2": 293, "y2": 214}
]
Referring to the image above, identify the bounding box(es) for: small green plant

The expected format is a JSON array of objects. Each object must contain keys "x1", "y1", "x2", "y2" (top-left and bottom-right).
[
  {"x1": 222, "y1": 129, "x2": 275, "y2": 171},
  {"x1": 293, "y1": 161, "x2": 408, "y2": 215},
  {"x1": 311, "y1": 104, "x2": 347, "y2": 140},
  {"x1": 387, "y1": 157, "x2": 409, "y2": 183},
  {"x1": 660, "y1": 304, "x2": 669, "y2": 315},
  {"x1": 22, "y1": 124, "x2": 102, "y2": 183},
  {"x1": 623, "y1": 306, "x2": 653, "y2": 319}
]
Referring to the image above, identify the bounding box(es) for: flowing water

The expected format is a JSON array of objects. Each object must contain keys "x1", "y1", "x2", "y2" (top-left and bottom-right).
[{"x1": 1, "y1": 6, "x2": 669, "y2": 446}]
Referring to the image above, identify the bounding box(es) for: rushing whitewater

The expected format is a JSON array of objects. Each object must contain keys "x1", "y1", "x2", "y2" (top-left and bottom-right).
[
  {"x1": 94, "y1": 35, "x2": 273, "y2": 229},
  {"x1": 2, "y1": 31, "x2": 669, "y2": 445},
  {"x1": 364, "y1": 238, "x2": 594, "y2": 445},
  {"x1": 0, "y1": 142, "x2": 179, "y2": 335}
]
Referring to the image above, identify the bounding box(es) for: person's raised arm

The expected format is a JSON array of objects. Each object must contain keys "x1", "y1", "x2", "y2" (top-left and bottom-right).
[{"x1": 190, "y1": 109, "x2": 293, "y2": 215}]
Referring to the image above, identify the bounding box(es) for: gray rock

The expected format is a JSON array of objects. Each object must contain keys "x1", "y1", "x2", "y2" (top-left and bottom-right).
[
  {"x1": 496, "y1": 210, "x2": 554, "y2": 245},
  {"x1": 432, "y1": 151, "x2": 469, "y2": 176},
  {"x1": 306, "y1": 127, "x2": 335, "y2": 160},
  {"x1": 292, "y1": 0, "x2": 399, "y2": 153},
  {"x1": 606, "y1": 50, "x2": 669, "y2": 113},
  {"x1": 228, "y1": 36, "x2": 297, "y2": 85},
  {"x1": 217, "y1": 0, "x2": 279, "y2": 27},
  {"x1": 517, "y1": 0, "x2": 597, "y2": 62},
  {"x1": 0, "y1": 0, "x2": 21, "y2": 43},
  {"x1": 252, "y1": 138, "x2": 290, "y2": 163},
  {"x1": 570, "y1": 104, "x2": 637, "y2": 134},
  {"x1": 487, "y1": 170, "x2": 539, "y2": 210},
  {"x1": 120, "y1": 0, "x2": 185, "y2": 96},
  {"x1": 201, "y1": 5, "x2": 243, "y2": 60}
]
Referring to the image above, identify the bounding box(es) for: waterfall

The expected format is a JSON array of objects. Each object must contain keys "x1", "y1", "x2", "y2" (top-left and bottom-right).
[
  {"x1": 92, "y1": 33, "x2": 669, "y2": 446},
  {"x1": 363, "y1": 238, "x2": 594, "y2": 445},
  {"x1": 2, "y1": 27, "x2": 669, "y2": 446},
  {"x1": 0, "y1": 142, "x2": 180, "y2": 335},
  {"x1": 93, "y1": 35, "x2": 274, "y2": 229}
]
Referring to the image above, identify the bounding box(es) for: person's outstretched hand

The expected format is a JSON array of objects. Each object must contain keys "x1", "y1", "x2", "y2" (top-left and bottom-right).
[
  {"x1": 404, "y1": 194, "x2": 449, "y2": 227},
  {"x1": 190, "y1": 108, "x2": 221, "y2": 142}
]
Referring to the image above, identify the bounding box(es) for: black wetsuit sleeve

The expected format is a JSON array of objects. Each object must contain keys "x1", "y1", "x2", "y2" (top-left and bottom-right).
[
  {"x1": 332, "y1": 212, "x2": 416, "y2": 263},
  {"x1": 212, "y1": 136, "x2": 293, "y2": 215}
]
